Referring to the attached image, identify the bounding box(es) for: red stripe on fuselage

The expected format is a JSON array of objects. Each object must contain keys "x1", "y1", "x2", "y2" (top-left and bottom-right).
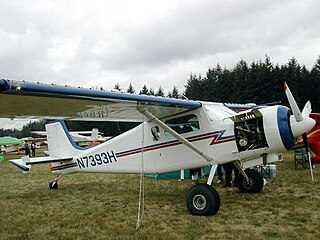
[{"x1": 116, "y1": 132, "x2": 234, "y2": 158}]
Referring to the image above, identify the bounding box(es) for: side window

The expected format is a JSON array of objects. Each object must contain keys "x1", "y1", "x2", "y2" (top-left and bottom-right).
[
  {"x1": 151, "y1": 126, "x2": 160, "y2": 141},
  {"x1": 165, "y1": 114, "x2": 200, "y2": 137}
]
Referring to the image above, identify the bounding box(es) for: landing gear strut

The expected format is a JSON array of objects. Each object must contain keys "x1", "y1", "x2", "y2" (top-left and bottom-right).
[
  {"x1": 186, "y1": 183, "x2": 220, "y2": 216},
  {"x1": 49, "y1": 174, "x2": 63, "y2": 190}
]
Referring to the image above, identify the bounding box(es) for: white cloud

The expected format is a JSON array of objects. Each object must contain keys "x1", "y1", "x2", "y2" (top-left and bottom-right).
[
  {"x1": 0, "y1": 118, "x2": 38, "y2": 130},
  {"x1": 0, "y1": 0, "x2": 319, "y2": 95}
]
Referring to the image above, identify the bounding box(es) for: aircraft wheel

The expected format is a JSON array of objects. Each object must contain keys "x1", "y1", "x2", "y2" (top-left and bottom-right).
[
  {"x1": 186, "y1": 183, "x2": 220, "y2": 216},
  {"x1": 238, "y1": 169, "x2": 263, "y2": 193},
  {"x1": 49, "y1": 181, "x2": 58, "y2": 189}
]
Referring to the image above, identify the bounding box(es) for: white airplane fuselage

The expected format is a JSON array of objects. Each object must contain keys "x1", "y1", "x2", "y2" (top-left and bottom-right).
[{"x1": 50, "y1": 102, "x2": 289, "y2": 175}]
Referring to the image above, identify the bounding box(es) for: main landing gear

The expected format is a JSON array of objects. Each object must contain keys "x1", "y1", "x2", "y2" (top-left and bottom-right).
[
  {"x1": 186, "y1": 183, "x2": 220, "y2": 216},
  {"x1": 237, "y1": 169, "x2": 264, "y2": 193},
  {"x1": 185, "y1": 166, "x2": 263, "y2": 215},
  {"x1": 49, "y1": 174, "x2": 63, "y2": 189}
]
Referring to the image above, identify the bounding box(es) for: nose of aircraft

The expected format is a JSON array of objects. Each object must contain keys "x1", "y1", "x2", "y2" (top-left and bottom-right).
[
  {"x1": 284, "y1": 82, "x2": 316, "y2": 182},
  {"x1": 290, "y1": 115, "x2": 316, "y2": 137},
  {"x1": 284, "y1": 82, "x2": 315, "y2": 137}
]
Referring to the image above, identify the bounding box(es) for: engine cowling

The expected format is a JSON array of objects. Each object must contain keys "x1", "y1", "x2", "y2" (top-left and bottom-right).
[
  {"x1": 259, "y1": 105, "x2": 296, "y2": 152},
  {"x1": 234, "y1": 105, "x2": 315, "y2": 154},
  {"x1": 233, "y1": 105, "x2": 297, "y2": 153}
]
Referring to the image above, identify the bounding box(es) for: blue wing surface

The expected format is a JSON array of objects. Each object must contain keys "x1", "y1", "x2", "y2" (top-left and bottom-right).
[{"x1": 0, "y1": 79, "x2": 201, "y2": 121}]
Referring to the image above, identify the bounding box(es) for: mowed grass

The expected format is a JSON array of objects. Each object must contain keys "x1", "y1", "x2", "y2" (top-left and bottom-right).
[{"x1": 0, "y1": 150, "x2": 319, "y2": 240}]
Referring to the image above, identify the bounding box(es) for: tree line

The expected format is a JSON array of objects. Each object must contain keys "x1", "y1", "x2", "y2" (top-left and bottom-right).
[
  {"x1": 113, "y1": 82, "x2": 181, "y2": 99},
  {"x1": 0, "y1": 120, "x2": 46, "y2": 138},
  {"x1": 110, "y1": 56, "x2": 320, "y2": 112},
  {"x1": 184, "y1": 56, "x2": 320, "y2": 112}
]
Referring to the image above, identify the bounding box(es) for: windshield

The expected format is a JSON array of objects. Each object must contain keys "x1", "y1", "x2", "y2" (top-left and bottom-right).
[
  {"x1": 204, "y1": 103, "x2": 235, "y2": 122},
  {"x1": 164, "y1": 114, "x2": 200, "y2": 137}
]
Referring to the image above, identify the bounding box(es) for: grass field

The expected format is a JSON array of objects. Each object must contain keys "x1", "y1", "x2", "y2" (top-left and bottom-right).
[{"x1": 0, "y1": 150, "x2": 319, "y2": 240}]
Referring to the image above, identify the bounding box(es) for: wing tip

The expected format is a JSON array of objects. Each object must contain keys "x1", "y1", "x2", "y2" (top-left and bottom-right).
[{"x1": 0, "y1": 79, "x2": 9, "y2": 93}]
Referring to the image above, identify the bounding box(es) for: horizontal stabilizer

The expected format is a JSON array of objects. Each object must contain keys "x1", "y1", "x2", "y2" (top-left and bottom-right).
[
  {"x1": 10, "y1": 156, "x2": 73, "y2": 173},
  {"x1": 10, "y1": 156, "x2": 30, "y2": 173}
]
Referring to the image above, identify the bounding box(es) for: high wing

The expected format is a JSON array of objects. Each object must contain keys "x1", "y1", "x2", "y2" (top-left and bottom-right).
[{"x1": 0, "y1": 79, "x2": 201, "y2": 121}]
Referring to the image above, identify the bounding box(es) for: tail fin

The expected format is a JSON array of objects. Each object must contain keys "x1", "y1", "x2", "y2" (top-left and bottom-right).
[
  {"x1": 46, "y1": 120, "x2": 83, "y2": 157},
  {"x1": 10, "y1": 121, "x2": 79, "y2": 173},
  {"x1": 89, "y1": 128, "x2": 99, "y2": 141}
]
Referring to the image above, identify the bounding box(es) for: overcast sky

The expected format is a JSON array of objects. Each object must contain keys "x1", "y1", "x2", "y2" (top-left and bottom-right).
[{"x1": 1, "y1": 0, "x2": 320, "y2": 129}]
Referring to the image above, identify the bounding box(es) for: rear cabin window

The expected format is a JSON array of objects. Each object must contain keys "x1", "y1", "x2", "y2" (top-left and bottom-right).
[{"x1": 165, "y1": 114, "x2": 200, "y2": 137}]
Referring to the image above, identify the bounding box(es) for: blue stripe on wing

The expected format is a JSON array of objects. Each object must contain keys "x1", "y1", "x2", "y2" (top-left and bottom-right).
[{"x1": 1, "y1": 79, "x2": 201, "y2": 109}]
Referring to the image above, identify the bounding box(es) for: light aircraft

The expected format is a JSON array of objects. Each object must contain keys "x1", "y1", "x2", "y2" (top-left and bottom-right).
[
  {"x1": 0, "y1": 136, "x2": 23, "y2": 154},
  {"x1": 31, "y1": 129, "x2": 108, "y2": 144},
  {"x1": 21, "y1": 136, "x2": 47, "y2": 145},
  {"x1": 0, "y1": 79, "x2": 315, "y2": 216}
]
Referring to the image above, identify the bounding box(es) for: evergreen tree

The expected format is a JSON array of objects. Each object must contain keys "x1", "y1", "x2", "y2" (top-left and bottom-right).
[
  {"x1": 232, "y1": 59, "x2": 250, "y2": 103},
  {"x1": 281, "y1": 57, "x2": 302, "y2": 107},
  {"x1": 148, "y1": 87, "x2": 155, "y2": 96},
  {"x1": 168, "y1": 85, "x2": 180, "y2": 98},
  {"x1": 139, "y1": 84, "x2": 149, "y2": 95},
  {"x1": 155, "y1": 86, "x2": 165, "y2": 97},
  {"x1": 184, "y1": 73, "x2": 205, "y2": 100},
  {"x1": 126, "y1": 83, "x2": 135, "y2": 94},
  {"x1": 114, "y1": 83, "x2": 121, "y2": 91},
  {"x1": 310, "y1": 56, "x2": 320, "y2": 112},
  {"x1": 203, "y1": 67, "x2": 219, "y2": 101},
  {"x1": 251, "y1": 56, "x2": 274, "y2": 104}
]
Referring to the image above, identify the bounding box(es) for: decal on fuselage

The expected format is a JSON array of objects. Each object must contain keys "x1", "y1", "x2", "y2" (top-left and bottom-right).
[
  {"x1": 209, "y1": 130, "x2": 235, "y2": 145},
  {"x1": 116, "y1": 130, "x2": 235, "y2": 158},
  {"x1": 77, "y1": 151, "x2": 117, "y2": 169}
]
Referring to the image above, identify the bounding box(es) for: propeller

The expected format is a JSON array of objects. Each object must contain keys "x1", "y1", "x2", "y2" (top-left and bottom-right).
[{"x1": 284, "y1": 82, "x2": 315, "y2": 182}]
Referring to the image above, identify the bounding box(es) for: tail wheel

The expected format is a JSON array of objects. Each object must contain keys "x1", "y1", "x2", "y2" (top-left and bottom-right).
[
  {"x1": 49, "y1": 181, "x2": 58, "y2": 189},
  {"x1": 186, "y1": 183, "x2": 220, "y2": 216},
  {"x1": 238, "y1": 169, "x2": 263, "y2": 193}
]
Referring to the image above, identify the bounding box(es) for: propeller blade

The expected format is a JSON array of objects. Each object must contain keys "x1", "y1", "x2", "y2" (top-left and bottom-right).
[
  {"x1": 302, "y1": 101, "x2": 312, "y2": 117},
  {"x1": 284, "y1": 82, "x2": 303, "y2": 122},
  {"x1": 284, "y1": 82, "x2": 315, "y2": 182},
  {"x1": 302, "y1": 133, "x2": 315, "y2": 182},
  {"x1": 284, "y1": 82, "x2": 315, "y2": 137}
]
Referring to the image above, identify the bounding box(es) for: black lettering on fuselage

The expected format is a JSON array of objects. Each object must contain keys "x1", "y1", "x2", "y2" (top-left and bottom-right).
[{"x1": 76, "y1": 151, "x2": 118, "y2": 169}]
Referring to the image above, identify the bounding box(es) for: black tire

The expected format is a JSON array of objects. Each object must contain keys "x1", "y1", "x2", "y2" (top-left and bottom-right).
[
  {"x1": 49, "y1": 181, "x2": 58, "y2": 189},
  {"x1": 186, "y1": 183, "x2": 220, "y2": 216},
  {"x1": 237, "y1": 169, "x2": 263, "y2": 193}
]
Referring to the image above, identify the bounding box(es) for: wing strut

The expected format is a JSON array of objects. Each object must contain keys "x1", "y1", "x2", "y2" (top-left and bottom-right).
[{"x1": 138, "y1": 107, "x2": 214, "y2": 163}]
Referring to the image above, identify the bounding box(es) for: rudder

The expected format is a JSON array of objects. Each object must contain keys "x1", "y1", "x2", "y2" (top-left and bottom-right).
[{"x1": 46, "y1": 120, "x2": 82, "y2": 157}]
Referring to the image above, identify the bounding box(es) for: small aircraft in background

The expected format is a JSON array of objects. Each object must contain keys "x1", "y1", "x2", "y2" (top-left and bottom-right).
[
  {"x1": 21, "y1": 137, "x2": 47, "y2": 146},
  {"x1": 0, "y1": 136, "x2": 24, "y2": 154},
  {"x1": 0, "y1": 79, "x2": 315, "y2": 216},
  {"x1": 31, "y1": 128, "x2": 109, "y2": 144}
]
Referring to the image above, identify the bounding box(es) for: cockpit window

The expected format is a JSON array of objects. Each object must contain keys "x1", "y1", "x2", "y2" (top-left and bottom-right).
[{"x1": 165, "y1": 114, "x2": 200, "y2": 137}]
